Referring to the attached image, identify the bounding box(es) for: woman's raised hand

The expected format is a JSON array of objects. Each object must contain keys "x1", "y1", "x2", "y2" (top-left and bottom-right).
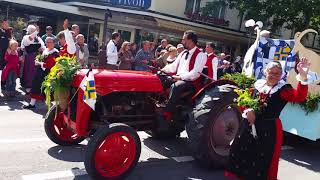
[{"x1": 297, "y1": 57, "x2": 311, "y2": 81}]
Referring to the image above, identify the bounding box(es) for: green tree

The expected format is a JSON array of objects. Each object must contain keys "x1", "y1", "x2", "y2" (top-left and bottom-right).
[{"x1": 227, "y1": 0, "x2": 320, "y2": 32}]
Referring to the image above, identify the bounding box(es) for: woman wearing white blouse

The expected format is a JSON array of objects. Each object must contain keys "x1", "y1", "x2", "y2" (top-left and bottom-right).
[{"x1": 21, "y1": 25, "x2": 45, "y2": 92}]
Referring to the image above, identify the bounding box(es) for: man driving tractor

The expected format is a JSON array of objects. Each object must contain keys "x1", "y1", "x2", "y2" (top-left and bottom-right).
[{"x1": 158, "y1": 30, "x2": 207, "y2": 128}]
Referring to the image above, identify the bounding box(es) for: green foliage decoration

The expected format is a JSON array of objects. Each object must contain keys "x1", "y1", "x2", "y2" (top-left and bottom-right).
[
  {"x1": 222, "y1": 73, "x2": 320, "y2": 114},
  {"x1": 222, "y1": 73, "x2": 256, "y2": 89},
  {"x1": 299, "y1": 93, "x2": 320, "y2": 114}
]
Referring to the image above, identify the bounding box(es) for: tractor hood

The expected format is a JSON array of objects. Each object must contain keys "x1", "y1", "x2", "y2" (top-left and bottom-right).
[{"x1": 73, "y1": 69, "x2": 164, "y2": 95}]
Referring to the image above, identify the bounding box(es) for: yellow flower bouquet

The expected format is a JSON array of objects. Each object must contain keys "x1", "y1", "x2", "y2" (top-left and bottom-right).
[
  {"x1": 234, "y1": 88, "x2": 261, "y2": 112},
  {"x1": 42, "y1": 56, "x2": 81, "y2": 110}
]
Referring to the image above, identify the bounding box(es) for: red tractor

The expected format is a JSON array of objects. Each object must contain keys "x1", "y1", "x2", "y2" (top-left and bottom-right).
[{"x1": 44, "y1": 68, "x2": 242, "y2": 180}]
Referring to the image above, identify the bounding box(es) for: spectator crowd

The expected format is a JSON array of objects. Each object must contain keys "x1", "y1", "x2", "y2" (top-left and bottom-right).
[{"x1": 0, "y1": 17, "x2": 244, "y2": 108}]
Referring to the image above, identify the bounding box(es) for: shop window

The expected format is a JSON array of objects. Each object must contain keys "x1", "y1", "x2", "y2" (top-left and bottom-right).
[
  {"x1": 135, "y1": 29, "x2": 141, "y2": 44},
  {"x1": 195, "y1": 0, "x2": 201, "y2": 13},
  {"x1": 118, "y1": 30, "x2": 132, "y2": 42},
  {"x1": 88, "y1": 23, "x2": 101, "y2": 55},
  {"x1": 201, "y1": 1, "x2": 227, "y2": 19},
  {"x1": 140, "y1": 31, "x2": 155, "y2": 42},
  {"x1": 185, "y1": 0, "x2": 195, "y2": 13}
]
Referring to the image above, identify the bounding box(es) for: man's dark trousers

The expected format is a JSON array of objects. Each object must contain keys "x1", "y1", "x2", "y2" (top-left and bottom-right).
[{"x1": 165, "y1": 80, "x2": 195, "y2": 113}]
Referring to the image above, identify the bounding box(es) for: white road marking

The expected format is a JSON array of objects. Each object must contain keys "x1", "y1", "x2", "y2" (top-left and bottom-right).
[
  {"x1": 0, "y1": 138, "x2": 48, "y2": 144},
  {"x1": 22, "y1": 169, "x2": 87, "y2": 180},
  {"x1": 294, "y1": 159, "x2": 311, "y2": 166},
  {"x1": 282, "y1": 145, "x2": 294, "y2": 150},
  {"x1": 172, "y1": 156, "x2": 194, "y2": 162}
]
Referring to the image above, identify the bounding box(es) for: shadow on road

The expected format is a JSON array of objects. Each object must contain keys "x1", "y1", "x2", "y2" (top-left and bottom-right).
[
  {"x1": 282, "y1": 133, "x2": 320, "y2": 173},
  {"x1": 129, "y1": 159, "x2": 227, "y2": 180},
  {"x1": 47, "y1": 136, "x2": 228, "y2": 180},
  {"x1": 68, "y1": 160, "x2": 227, "y2": 180},
  {"x1": 48, "y1": 144, "x2": 86, "y2": 162},
  {"x1": 142, "y1": 136, "x2": 191, "y2": 158},
  {"x1": 0, "y1": 95, "x2": 47, "y2": 117}
]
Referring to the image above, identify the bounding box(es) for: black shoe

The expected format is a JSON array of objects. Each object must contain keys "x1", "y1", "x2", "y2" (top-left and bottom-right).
[{"x1": 22, "y1": 104, "x2": 35, "y2": 109}]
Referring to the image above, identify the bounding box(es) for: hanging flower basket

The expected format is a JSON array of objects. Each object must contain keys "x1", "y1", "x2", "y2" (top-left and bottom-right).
[
  {"x1": 42, "y1": 56, "x2": 80, "y2": 110},
  {"x1": 53, "y1": 87, "x2": 70, "y2": 111}
]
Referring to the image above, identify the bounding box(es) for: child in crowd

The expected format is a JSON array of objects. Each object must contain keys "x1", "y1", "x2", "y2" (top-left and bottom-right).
[{"x1": 1, "y1": 39, "x2": 20, "y2": 97}]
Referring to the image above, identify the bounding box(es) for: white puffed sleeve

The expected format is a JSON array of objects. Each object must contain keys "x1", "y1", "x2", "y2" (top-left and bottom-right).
[{"x1": 64, "y1": 29, "x2": 76, "y2": 54}]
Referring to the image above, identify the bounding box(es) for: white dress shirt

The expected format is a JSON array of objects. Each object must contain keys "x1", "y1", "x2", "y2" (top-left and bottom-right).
[
  {"x1": 106, "y1": 40, "x2": 118, "y2": 65},
  {"x1": 163, "y1": 46, "x2": 207, "y2": 81}
]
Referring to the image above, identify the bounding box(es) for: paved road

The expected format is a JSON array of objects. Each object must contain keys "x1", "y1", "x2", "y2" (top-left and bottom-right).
[{"x1": 0, "y1": 96, "x2": 320, "y2": 180}]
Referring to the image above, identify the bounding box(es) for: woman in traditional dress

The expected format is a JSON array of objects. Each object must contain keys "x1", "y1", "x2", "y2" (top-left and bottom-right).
[
  {"x1": 21, "y1": 25, "x2": 45, "y2": 93},
  {"x1": 225, "y1": 58, "x2": 310, "y2": 180},
  {"x1": 22, "y1": 37, "x2": 59, "y2": 109}
]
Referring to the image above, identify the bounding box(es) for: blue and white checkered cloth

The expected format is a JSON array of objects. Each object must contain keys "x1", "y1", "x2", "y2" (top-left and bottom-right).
[{"x1": 253, "y1": 38, "x2": 297, "y2": 80}]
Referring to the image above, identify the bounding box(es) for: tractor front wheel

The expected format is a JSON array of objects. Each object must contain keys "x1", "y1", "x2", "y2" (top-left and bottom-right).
[
  {"x1": 84, "y1": 123, "x2": 141, "y2": 180},
  {"x1": 44, "y1": 105, "x2": 85, "y2": 146}
]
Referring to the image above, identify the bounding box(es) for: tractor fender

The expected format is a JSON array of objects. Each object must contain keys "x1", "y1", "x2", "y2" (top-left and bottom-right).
[{"x1": 192, "y1": 79, "x2": 239, "y2": 101}]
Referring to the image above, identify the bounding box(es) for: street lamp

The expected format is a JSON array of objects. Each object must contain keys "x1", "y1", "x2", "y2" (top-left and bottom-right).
[
  {"x1": 245, "y1": 19, "x2": 263, "y2": 49},
  {"x1": 98, "y1": 9, "x2": 113, "y2": 69}
]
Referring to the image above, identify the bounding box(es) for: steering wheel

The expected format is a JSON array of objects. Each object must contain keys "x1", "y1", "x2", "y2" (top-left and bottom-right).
[{"x1": 147, "y1": 65, "x2": 172, "y2": 77}]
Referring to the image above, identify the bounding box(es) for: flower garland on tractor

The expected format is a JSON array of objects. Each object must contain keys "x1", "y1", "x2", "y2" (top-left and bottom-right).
[
  {"x1": 41, "y1": 56, "x2": 81, "y2": 110},
  {"x1": 222, "y1": 73, "x2": 320, "y2": 114}
]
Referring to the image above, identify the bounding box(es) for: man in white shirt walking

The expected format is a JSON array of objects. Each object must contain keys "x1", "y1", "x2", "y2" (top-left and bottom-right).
[
  {"x1": 159, "y1": 30, "x2": 207, "y2": 125},
  {"x1": 106, "y1": 32, "x2": 121, "y2": 69}
]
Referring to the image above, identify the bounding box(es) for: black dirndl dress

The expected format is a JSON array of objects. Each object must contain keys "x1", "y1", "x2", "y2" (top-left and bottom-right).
[{"x1": 226, "y1": 83, "x2": 292, "y2": 180}]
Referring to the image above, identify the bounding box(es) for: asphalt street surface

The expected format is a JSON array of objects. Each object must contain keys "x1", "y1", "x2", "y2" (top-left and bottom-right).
[{"x1": 0, "y1": 90, "x2": 320, "y2": 180}]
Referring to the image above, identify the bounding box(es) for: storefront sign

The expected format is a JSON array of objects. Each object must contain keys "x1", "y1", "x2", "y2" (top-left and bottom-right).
[
  {"x1": 185, "y1": 12, "x2": 230, "y2": 27},
  {"x1": 97, "y1": 0, "x2": 152, "y2": 9}
]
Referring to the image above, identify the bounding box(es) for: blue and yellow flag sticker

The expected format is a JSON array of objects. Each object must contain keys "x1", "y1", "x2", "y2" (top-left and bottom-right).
[
  {"x1": 274, "y1": 46, "x2": 291, "y2": 61},
  {"x1": 83, "y1": 80, "x2": 97, "y2": 100}
]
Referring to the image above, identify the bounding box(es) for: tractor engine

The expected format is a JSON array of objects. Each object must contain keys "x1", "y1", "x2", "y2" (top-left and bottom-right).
[{"x1": 90, "y1": 92, "x2": 167, "y2": 130}]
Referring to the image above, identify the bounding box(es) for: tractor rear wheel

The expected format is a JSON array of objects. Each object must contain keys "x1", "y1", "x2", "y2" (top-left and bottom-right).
[
  {"x1": 186, "y1": 85, "x2": 242, "y2": 168},
  {"x1": 84, "y1": 123, "x2": 141, "y2": 180},
  {"x1": 44, "y1": 105, "x2": 85, "y2": 146}
]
